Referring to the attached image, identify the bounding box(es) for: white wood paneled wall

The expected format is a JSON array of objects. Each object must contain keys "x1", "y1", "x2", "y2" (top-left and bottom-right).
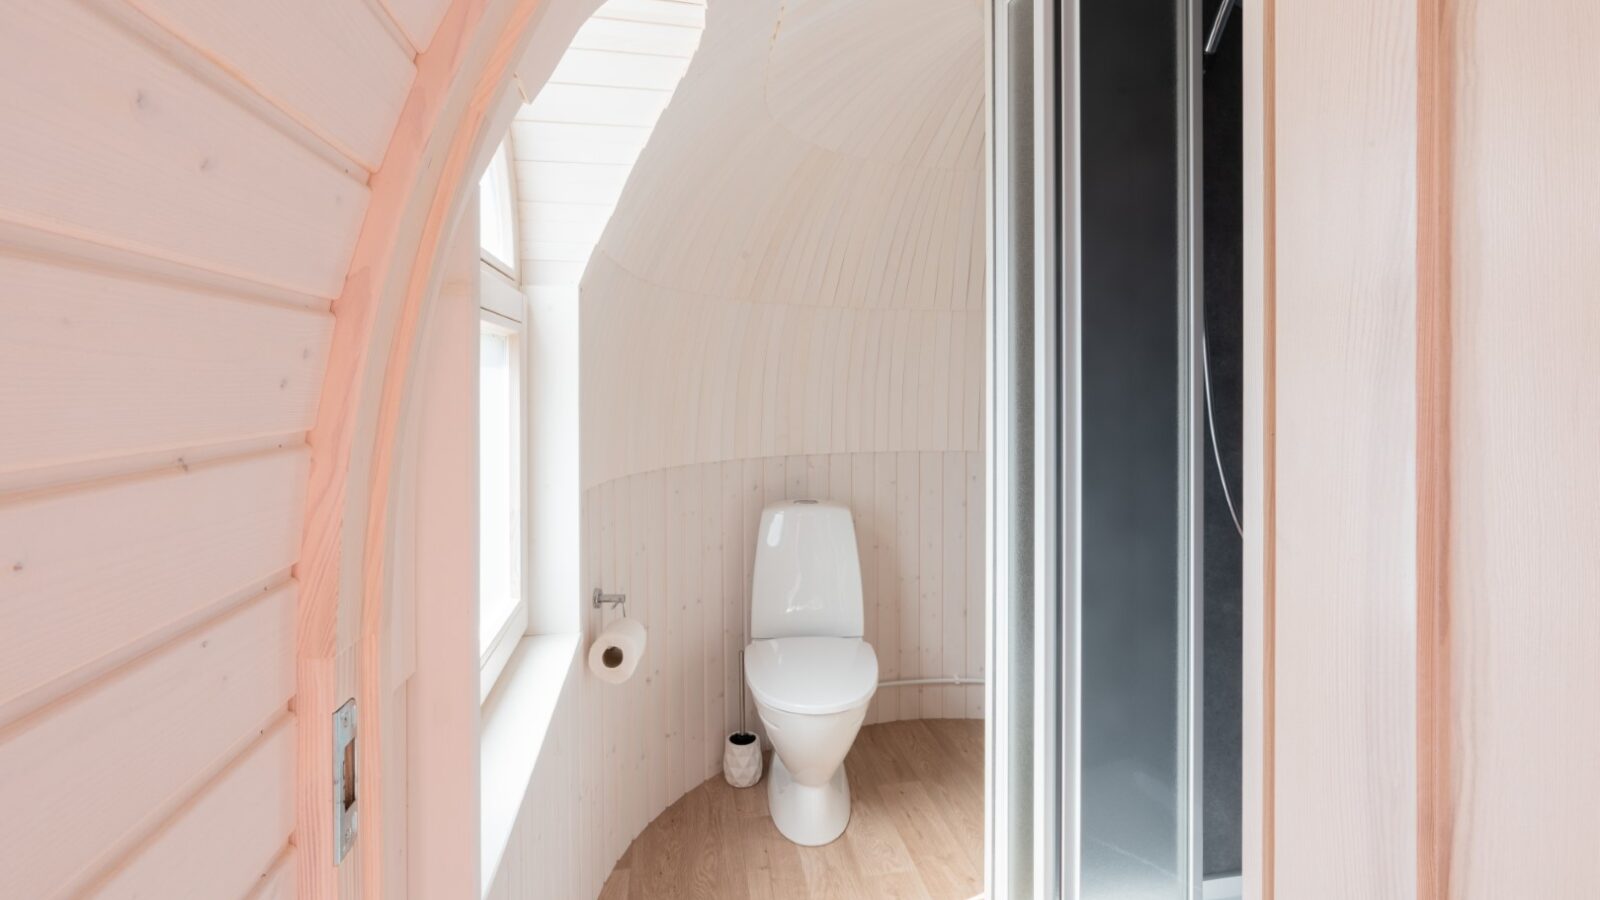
[
  {"x1": 580, "y1": 0, "x2": 986, "y2": 489},
  {"x1": 482, "y1": 648, "x2": 585, "y2": 900},
  {"x1": 0, "y1": 0, "x2": 450, "y2": 893},
  {"x1": 573, "y1": 452, "x2": 983, "y2": 884},
  {"x1": 562, "y1": 3, "x2": 985, "y2": 890},
  {"x1": 517, "y1": 0, "x2": 706, "y2": 635},
  {"x1": 583, "y1": 257, "x2": 986, "y2": 487},
  {"x1": 483, "y1": 457, "x2": 987, "y2": 900}
]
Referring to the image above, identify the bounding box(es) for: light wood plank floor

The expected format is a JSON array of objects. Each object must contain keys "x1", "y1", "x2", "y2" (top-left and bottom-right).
[{"x1": 599, "y1": 719, "x2": 984, "y2": 900}]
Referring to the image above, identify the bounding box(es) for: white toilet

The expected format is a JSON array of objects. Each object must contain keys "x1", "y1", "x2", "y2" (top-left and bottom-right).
[{"x1": 744, "y1": 500, "x2": 878, "y2": 846}]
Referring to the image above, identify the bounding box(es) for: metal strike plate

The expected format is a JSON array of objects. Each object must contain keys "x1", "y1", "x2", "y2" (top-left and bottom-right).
[{"x1": 333, "y1": 699, "x2": 358, "y2": 864}]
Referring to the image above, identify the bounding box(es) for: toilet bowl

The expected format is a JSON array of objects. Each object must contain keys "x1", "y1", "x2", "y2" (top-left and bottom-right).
[
  {"x1": 745, "y1": 636, "x2": 877, "y2": 845},
  {"x1": 745, "y1": 500, "x2": 877, "y2": 846}
]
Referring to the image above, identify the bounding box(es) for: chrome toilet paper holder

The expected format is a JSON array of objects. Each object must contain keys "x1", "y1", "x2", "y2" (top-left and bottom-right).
[{"x1": 592, "y1": 588, "x2": 628, "y2": 616}]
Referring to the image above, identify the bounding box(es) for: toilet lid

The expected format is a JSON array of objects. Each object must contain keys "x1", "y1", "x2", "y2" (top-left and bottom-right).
[{"x1": 745, "y1": 637, "x2": 878, "y2": 715}]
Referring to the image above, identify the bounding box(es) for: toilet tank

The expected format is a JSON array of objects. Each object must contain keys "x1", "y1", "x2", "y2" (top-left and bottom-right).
[{"x1": 750, "y1": 500, "x2": 863, "y2": 639}]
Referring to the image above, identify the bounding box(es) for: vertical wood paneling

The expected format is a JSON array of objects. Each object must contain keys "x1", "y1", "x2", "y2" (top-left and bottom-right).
[
  {"x1": 942, "y1": 451, "x2": 967, "y2": 718},
  {"x1": 625, "y1": 477, "x2": 641, "y2": 861},
  {"x1": 896, "y1": 452, "x2": 922, "y2": 719},
  {"x1": 682, "y1": 464, "x2": 706, "y2": 789},
  {"x1": 566, "y1": 449, "x2": 982, "y2": 894},
  {"x1": 965, "y1": 452, "x2": 983, "y2": 717},
  {"x1": 646, "y1": 469, "x2": 669, "y2": 822},
  {"x1": 852, "y1": 453, "x2": 881, "y2": 724},
  {"x1": 1242, "y1": 0, "x2": 1274, "y2": 893},
  {"x1": 1415, "y1": 0, "x2": 1453, "y2": 892},
  {"x1": 702, "y1": 465, "x2": 724, "y2": 779},
  {"x1": 742, "y1": 458, "x2": 766, "y2": 737},
  {"x1": 582, "y1": 490, "x2": 602, "y2": 899},
  {"x1": 1274, "y1": 0, "x2": 1418, "y2": 895},
  {"x1": 917, "y1": 451, "x2": 942, "y2": 719},
  {"x1": 484, "y1": 648, "x2": 585, "y2": 899},
  {"x1": 720, "y1": 462, "x2": 744, "y2": 751},
  {"x1": 664, "y1": 469, "x2": 686, "y2": 801},
  {"x1": 875, "y1": 452, "x2": 901, "y2": 723},
  {"x1": 599, "y1": 479, "x2": 619, "y2": 868},
  {"x1": 1447, "y1": 2, "x2": 1600, "y2": 895}
]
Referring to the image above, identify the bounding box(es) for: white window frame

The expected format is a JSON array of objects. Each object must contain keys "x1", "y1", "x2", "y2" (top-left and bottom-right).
[
  {"x1": 478, "y1": 271, "x2": 529, "y2": 701},
  {"x1": 478, "y1": 137, "x2": 520, "y2": 281}
]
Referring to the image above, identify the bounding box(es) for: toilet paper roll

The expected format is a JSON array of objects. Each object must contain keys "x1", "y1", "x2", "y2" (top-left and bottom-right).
[{"x1": 588, "y1": 617, "x2": 647, "y2": 685}]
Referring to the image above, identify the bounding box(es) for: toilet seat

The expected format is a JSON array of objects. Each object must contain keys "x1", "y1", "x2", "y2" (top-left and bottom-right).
[{"x1": 745, "y1": 637, "x2": 878, "y2": 715}]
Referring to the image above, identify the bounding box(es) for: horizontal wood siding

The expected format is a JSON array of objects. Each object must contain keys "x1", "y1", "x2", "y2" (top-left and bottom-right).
[
  {"x1": 0, "y1": 452, "x2": 307, "y2": 724},
  {"x1": 84, "y1": 714, "x2": 296, "y2": 899},
  {"x1": 375, "y1": 0, "x2": 455, "y2": 54},
  {"x1": 0, "y1": 587, "x2": 295, "y2": 896},
  {"x1": 247, "y1": 847, "x2": 298, "y2": 900},
  {"x1": 0, "y1": 254, "x2": 331, "y2": 475},
  {"x1": 0, "y1": 0, "x2": 427, "y2": 891},
  {"x1": 0, "y1": 1, "x2": 370, "y2": 298},
  {"x1": 124, "y1": 0, "x2": 417, "y2": 170}
]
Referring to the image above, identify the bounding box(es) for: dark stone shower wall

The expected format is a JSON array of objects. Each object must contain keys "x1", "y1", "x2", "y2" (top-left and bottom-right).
[{"x1": 1201, "y1": 0, "x2": 1244, "y2": 879}]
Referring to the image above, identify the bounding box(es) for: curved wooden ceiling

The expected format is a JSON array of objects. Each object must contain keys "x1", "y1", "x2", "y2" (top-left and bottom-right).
[
  {"x1": 512, "y1": 0, "x2": 707, "y2": 291},
  {"x1": 581, "y1": 0, "x2": 986, "y2": 488}
]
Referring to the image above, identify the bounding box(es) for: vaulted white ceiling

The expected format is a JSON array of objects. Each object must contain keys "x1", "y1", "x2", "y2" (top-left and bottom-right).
[
  {"x1": 511, "y1": 0, "x2": 707, "y2": 293},
  {"x1": 580, "y1": 0, "x2": 986, "y2": 488}
]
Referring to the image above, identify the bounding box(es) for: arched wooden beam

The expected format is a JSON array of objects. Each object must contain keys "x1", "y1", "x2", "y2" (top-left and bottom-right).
[{"x1": 293, "y1": 0, "x2": 582, "y2": 894}]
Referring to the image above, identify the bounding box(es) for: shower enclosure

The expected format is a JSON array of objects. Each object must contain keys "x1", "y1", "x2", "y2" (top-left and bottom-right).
[{"x1": 987, "y1": 0, "x2": 1241, "y2": 897}]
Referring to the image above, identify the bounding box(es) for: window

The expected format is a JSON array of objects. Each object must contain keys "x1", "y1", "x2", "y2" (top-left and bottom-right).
[
  {"x1": 479, "y1": 304, "x2": 526, "y2": 699},
  {"x1": 478, "y1": 139, "x2": 518, "y2": 277}
]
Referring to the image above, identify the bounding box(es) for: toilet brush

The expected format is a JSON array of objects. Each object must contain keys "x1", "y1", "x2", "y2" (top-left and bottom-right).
[{"x1": 724, "y1": 649, "x2": 762, "y2": 787}]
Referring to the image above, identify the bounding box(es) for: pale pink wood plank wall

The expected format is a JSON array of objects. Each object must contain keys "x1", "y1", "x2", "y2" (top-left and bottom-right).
[
  {"x1": 1447, "y1": 2, "x2": 1600, "y2": 894},
  {"x1": 1272, "y1": 0, "x2": 1420, "y2": 894},
  {"x1": 0, "y1": 0, "x2": 447, "y2": 895}
]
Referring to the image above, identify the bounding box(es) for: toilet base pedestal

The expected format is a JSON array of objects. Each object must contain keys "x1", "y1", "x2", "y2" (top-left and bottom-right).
[{"x1": 767, "y1": 754, "x2": 851, "y2": 846}]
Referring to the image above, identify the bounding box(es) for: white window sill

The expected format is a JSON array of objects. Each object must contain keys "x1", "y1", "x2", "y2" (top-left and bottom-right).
[{"x1": 479, "y1": 632, "x2": 581, "y2": 890}]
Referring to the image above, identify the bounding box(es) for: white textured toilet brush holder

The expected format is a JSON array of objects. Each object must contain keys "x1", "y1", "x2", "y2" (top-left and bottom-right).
[{"x1": 724, "y1": 732, "x2": 762, "y2": 788}]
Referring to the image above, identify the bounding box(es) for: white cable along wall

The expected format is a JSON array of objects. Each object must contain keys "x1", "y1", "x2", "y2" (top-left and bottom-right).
[{"x1": 568, "y1": 0, "x2": 985, "y2": 887}]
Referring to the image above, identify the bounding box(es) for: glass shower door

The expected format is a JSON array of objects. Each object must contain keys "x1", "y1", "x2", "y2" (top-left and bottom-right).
[
  {"x1": 989, "y1": 1, "x2": 1202, "y2": 897},
  {"x1": 1078, "y1": 0, "x2": 1202, "y2": 895}
]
